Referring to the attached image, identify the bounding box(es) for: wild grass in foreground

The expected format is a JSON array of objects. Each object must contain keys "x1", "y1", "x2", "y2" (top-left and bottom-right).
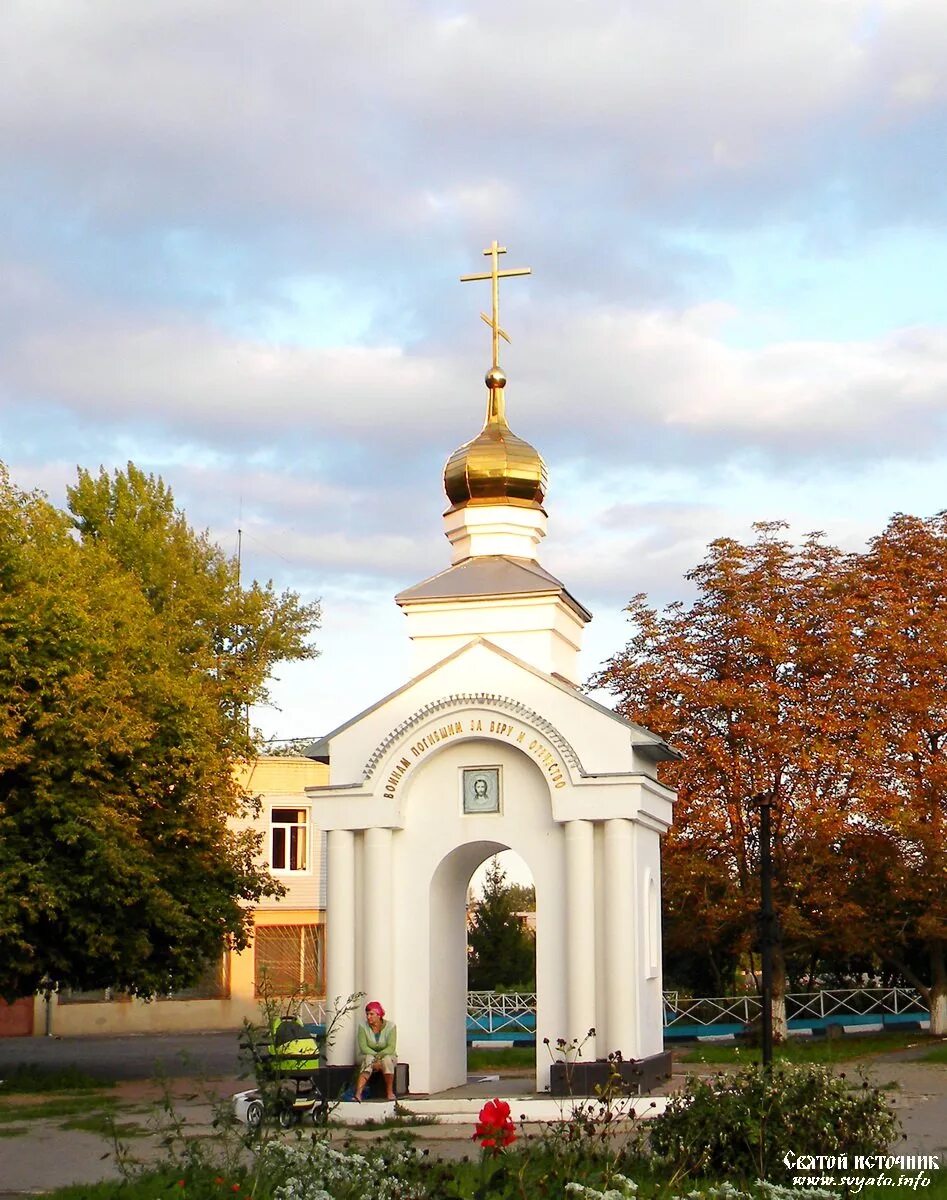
[
  {"x1": 40, "y1": 1163, "x2": 947, "y2": 1200},
  {"x1": 35, "y1": 1057, "x2": 908, "y2": 1200}
]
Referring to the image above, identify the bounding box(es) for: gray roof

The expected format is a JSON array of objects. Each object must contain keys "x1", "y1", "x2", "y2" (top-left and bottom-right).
[
  {"x1": 308, "y1": 635, "x2": 680, "y2": 765},
  {"x1": 395, "y1": 555, "x2": 593, "y2": 623}
]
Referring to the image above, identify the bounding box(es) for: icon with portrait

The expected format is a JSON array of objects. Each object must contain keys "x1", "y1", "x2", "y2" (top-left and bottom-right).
[{"x1": 463, "y1": 767, "x2": 500, "y2": 814}]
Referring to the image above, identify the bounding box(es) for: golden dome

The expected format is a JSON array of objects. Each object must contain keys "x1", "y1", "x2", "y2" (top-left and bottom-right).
[{"x1": 443, "y1": 367, "x2": 547, "y2": 510}]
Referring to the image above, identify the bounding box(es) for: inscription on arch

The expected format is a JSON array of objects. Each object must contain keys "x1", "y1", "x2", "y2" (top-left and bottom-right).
[
  {"x1": 375, "y1": 705, "x2": 574, "y2": 800},
  {"x1": 366, "y1": 693, "x2": 583, "y2": 780}
]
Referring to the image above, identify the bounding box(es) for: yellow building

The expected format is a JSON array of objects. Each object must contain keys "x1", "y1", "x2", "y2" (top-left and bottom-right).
[{"x1": 26, "y1": 756, "x2": 327, "y2": 1038}]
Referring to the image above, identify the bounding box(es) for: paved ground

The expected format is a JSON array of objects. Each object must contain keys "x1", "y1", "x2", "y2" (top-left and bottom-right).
[
  {"x1": 0, "y1": 1031, "x2": 245, "y2": 1084},
  {"x1": 0, "y1": 1035, "x2": 943, "y2": 1196}
]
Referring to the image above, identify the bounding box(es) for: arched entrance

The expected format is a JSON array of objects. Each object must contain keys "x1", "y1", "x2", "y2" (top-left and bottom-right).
[
  {"x1": 396, "y1": 734, "x2": 564, "y2": 1094},
  {"x1": 429, "y1": 840, "x2": 509, "y2": 1093}
]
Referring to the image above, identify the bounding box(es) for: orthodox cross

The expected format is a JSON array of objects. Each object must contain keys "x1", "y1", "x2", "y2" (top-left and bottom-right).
[{"x1": 460, "y1": 240, "x2": 531, "y2": 370}]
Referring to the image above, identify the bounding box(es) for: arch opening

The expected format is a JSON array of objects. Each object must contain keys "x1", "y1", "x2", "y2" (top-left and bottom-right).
[
  {"x1": 428, "y1": 841, "x2": 537, "y2": 1093},
  {"x1": 467, "y1": 851, "x2": 536, "y2": 1082}
]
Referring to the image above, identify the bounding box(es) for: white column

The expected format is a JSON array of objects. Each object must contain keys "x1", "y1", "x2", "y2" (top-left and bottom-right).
[
  {"x1": 565, "y1": 819, "x2": 597, "y2": 1059},
  {"x1": 325, "y1": 829, "x2": 356, "y2": 1065},
  {"x1": 363, "y1": 827, "x2": 394, "y2": 1008},
  {"x1": 603, "y1": 818, "x2": 636, "y2": 1060}
]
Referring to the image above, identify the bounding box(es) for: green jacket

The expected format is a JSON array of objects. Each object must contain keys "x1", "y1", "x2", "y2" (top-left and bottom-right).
[{"x1": 357, "y1": 1019, "x2": 397, "y2": 1060}]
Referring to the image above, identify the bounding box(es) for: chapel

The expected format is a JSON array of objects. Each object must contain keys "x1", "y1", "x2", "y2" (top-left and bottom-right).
[{"x1": 309, "y1": 243, "x2": 676, "y2": 1094}]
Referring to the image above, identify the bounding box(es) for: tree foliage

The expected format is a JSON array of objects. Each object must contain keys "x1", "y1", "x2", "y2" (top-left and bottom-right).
[
  {"x1": 505, "y1": 882, "x2": 536, "y2": 913},
  {"x1": 595, "y1": 516, "x2": 947, "y2": 1033},
  {"x1": 841, "y1": 513, "x2": 947, "y2": 1030},
  {"x1": 0, "y1": 463, "x2": 320, "y2": 999},
  {"x1": 467, "y1": 858, "x2": 535, "y2": 991}
]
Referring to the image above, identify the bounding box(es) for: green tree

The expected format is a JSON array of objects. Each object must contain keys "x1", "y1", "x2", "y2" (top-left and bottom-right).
[
  {"x1": 67, "y1": 464, "x2": 315, "y2": 731},
  {"x1": 0, "y1": 463, "x2": 320, "y2": 999},
  {"x1": 467, "y1": 858, "x2": 535, "y2": 991},
  {"x1": 505, "y1": 883, "x2": 536, "y2": 912}
]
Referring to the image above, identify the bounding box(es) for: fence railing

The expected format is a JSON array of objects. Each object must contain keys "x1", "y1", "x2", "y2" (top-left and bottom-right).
[
  {"x1": 466, "y1": 991, "x2": 537, "y2": 1037},
  {"x1": 302, "y1": 988, "x2": 929, "y2": 1040},
  {"x1": 465, "y1": 987, "x2": 928, "y2": 1039},
  {"x1": 662, "y1": 987, "x2": 927, "y2": 1030}
]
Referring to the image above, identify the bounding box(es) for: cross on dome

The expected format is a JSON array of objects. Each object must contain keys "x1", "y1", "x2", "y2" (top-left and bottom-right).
[
  {"x1": 445, "y1": 240, "x2": 546, "y2": 514},
  {"x1": 460, "y1": 240, "x2": 531, "y2": 371}
]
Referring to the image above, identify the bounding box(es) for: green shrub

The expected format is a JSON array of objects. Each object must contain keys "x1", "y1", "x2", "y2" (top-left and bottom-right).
[{"x1": 648, "y1": 1063, "x2": 899, "y2": 1181}]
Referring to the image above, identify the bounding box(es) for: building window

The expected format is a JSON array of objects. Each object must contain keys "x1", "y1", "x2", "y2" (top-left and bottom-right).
[
  {"x1": 254, "y1": 924, "x2": 325, "y2": 997},
  {"x1": 646, "y1": 872, "x2": 659, "y2": 979},
  {"x1": 58, "y1": 987, "x2": 120, "y2": 1005},
  {"x1": 160, "y1": 954, "x2": 230, "y2": 1001},
  {"x1": 271, "y1": 807, "x2": 309, "y2": 873}
]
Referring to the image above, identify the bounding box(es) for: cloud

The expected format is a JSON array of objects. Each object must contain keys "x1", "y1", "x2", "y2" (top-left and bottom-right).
[
  {"x1": 518, "y1": 304, "x2": 947, "y2": 465},
  {"x1": 3, "y1": 1, "x2": 947, "y2": 737},
  {"x1": 0, "y1": 307, "x2": 459, "y2": 447},
  {"x1": 3, "y1": 0, "x2": 945, "y2": 253},
  {"x1": 5, "y1": 273, "x2": 947, "y2": 488}
]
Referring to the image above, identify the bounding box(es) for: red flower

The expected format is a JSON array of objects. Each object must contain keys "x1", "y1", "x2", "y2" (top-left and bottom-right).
[
  {"x1": 177, "y1": 1182, "x2": 185, "y2": 1189},
  {"x1": 472, "y1": 1097, "x2": 516, "y2": 1151}
]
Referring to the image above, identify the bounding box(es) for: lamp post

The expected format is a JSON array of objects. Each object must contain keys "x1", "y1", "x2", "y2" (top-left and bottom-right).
[{"x1": 753, "y1": 791, "x2": 776, "y2": 1071}]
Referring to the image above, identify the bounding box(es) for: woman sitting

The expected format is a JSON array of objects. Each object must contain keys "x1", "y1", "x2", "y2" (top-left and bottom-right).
[{"x1": 354, "y1": 1000, "x2": 397, "y2": 1101}]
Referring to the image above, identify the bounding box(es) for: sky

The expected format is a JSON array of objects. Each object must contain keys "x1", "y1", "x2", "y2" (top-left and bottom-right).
[{"x1": 3, "y1": 0, "x2": 947, "y2": 747}]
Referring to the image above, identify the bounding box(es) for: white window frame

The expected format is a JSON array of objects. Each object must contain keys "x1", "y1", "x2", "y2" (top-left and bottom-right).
[
  {"x1": 645, "y1": 870, "x2": 660, "y2": 979},
  {"x1": 269, "y1": 806, "x2": 310, "y2": 875}
]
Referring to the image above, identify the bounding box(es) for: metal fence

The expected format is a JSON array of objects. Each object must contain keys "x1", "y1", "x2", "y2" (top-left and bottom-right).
[
  {"x1": 465, "y1": 987, "x2": 929, "y2": 1040},
  {"x1": 302, "y1": 987, "x2": 929, "y2": 1041},
  {"x1": 466, "y1": 990, "x2": 537, "y2": 1038},
  {"x1": 663, "y1": 987, "x2": 927, "y2": 1031}
]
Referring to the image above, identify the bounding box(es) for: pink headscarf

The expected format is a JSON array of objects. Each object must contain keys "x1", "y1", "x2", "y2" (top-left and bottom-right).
[{"x1": 365, "y1": 1000, "x2": 385, "y2": 1018}]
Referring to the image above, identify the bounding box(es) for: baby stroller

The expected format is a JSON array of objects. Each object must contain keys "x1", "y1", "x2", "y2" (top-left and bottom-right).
[{"x1": 235, "y1": 1014, "x2": 325, "y2": 1128}]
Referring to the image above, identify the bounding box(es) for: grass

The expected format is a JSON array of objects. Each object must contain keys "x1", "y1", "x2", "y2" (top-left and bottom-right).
[
  {"x1": 356, "y1": 1112, "x2": 439, "y2": 1130},
  {"x1": 920, "y1": 1040, "x2": 947, "y2": 1063},
  {"x1": 677, "y1": 1030, "x2": 937, "y2": 1064},
  {"x1": 467, "y1": 1045, "x2": 535, "y2": 1072},
  {"x1": 60, "y1": 1113, "x2": 151, "y2": 1137},
  {"x1": 0, "y1": 1063, "x2": 114, "y2": 1093},
  {"x1": 37, "y1": 1173, "x2": 210, "y2": 1200},
  {"x1": 0, "y1": 1095, "x2": 117, "y2": 1124}
]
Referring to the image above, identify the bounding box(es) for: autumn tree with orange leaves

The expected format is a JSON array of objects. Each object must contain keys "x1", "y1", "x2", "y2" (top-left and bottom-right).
[
  {"x1": 595, "y1": 516, "x2": 947, "y2": 1037},
  {"x1": 839, "y1": 514, "x2": 947, "y2": 1034},
  {"x1": 594, "y1": 524, "x2": 869, "y2": 1035}
]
